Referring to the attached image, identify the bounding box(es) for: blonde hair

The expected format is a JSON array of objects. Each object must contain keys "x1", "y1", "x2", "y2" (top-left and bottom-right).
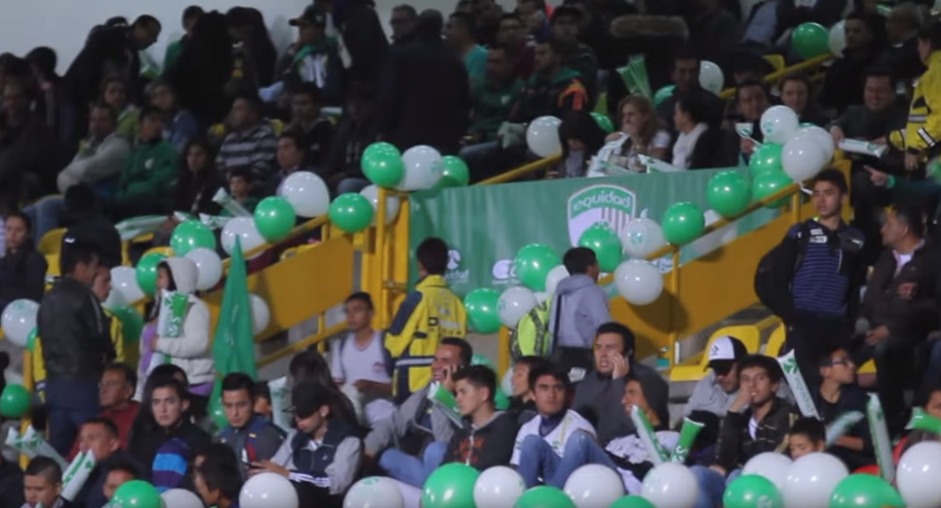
[{"x1": 617, "y1": 95, "x2": 660, "y2": 148}]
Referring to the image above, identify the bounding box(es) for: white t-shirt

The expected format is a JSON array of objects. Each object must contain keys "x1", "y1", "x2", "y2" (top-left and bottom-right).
[
  {"x1": 330, "y1": 331, "x2": 391, "y2": 385},
  {"x1": 510, "y1": 410, "x2": 596, "y2": 465}
]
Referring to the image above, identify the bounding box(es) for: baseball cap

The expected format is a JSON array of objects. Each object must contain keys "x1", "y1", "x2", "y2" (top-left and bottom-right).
[
  {"x1": 284, "y1": 380, "x2": 330, "y2": 418},
  {"x1": 290, "y1": 5, "x2": 327, "y2": 27},
  {"x1": 706, "y1": 336, "x2": 746, "y2": 374}
]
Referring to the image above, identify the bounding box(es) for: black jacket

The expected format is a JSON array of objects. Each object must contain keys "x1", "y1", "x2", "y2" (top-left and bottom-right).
[
  {"x1": 65, "y1": 26, "x2": 140, "y2": 109},
  {"x1": 714, "y1": 397, "x2": 799, "y2": 471},
  {"x1": 689, "y1": 126, "x2": 738, "y2": 170},
  {"x1": 775, "y1": 0, "x2": 847, "y2": 42},
  {"x1": 74, "y1": 450, "x2": 143, "y2": 508},
  {"x1": 38, "y1": 277, "x2": 114, "y2": 382},
  {"x1": 445, "y1": 411, "x2": 518, "y2": 470},
  {"x1": 0, "y1": 458, "x2": 24, "y2": 508},
  {"x1": 812, "y1": 384, "x2": 875, "y2": 470},
  {"x1": 333, "y1": 0, "x2": 389, "y2": 85},
  {"x1": 0, "y1": 244, "x2": 47, "y2": 309},
  {"x1": 685, "y1": 6, "x2": 740, "y2": 75},
  {"x1": 573, "y1": 363, "x2": 669, "y2": 446},
  {"x1": 821, "y1": 46, "x2": 882, "y2": 115},
  {"x1": 131, "y1": 420, "x2": 212, "y2": 480},
  {"x1": 864, "y1": 241, "x2": 940, "y2": 338}
]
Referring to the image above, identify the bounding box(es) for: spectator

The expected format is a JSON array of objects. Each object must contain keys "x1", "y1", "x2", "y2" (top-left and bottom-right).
[
  {"x1": 226, "y1": 7, "x2": 278, "y2": 90},
  {"x1": 590, "y1": 95, "x2": 671, "y2": 175},
  {"x1": 685, "y1": 0, "x2": 740, "y2": 74},
  {"x1": 859, "y1": 204, "x2": 938, "y2": 435},
  {"x1": 22, "y1": 457, "x2": 69, "y2": 508},
  {"x1": 813, "y1": 346, "x2": 874, "y2": 469},
  {"x1": 378, "y1": 9, "x2": 472, "y2": 154},
  {"x1": 254, "y1": 381, "x2": 274, "y2": 421},
  {"x1": 289, "y1": 349, "x2": 336, "y2": 389},
  {"x1": 97, "y1": 363, "x2": 140, "y2": 450},
  {"x1": 775, "y1": 0, "x2": 848, "y2": 41},
  {"x1": 325, "y1": 83, "x2": 378, "y2": 195},
  {"x1": 269, "y1": 131, "x2": 313, "y2": 196},
  {"x1": 193, "y1": 445, "x2": 243, "y2": 508},
  {"x1": 56, "y1": 103, "x2": 131, "y2": 198},
  {"x1": 221, "y1": 168, "x2": 259, "y2": 216},
  {"x1": 821, "y1": 12, "x2": 885, "y2": 115},
  {"x1": 574, "y1": 322, "x2": 669, "y2": 446},
  {"x1": 735, "y1": 80, "x2": 772, "y2": 159},
  {"x1": 0, "y1": 212, "x2": 46, "y2": 309},
  {"x1": 779, "y1": 75, "x2": 828, "y2": 127},
  {"x1": 215, "y1": 92, "x2": 278, "y2": 183},
  {"x1": 564, "y1": 0, "x2": 632, "y2": 71},
  {"x1": 672, "y1": 92, "x2": 734, "y2": 169},
  {"x1": 172, "y1": 138, "x2": 223, "y2": 217},
  {"x1": 328, "y1": 0, "x2": 390, "y2": 87},
  {"x1": 496, "y1": 13, "x2": 535, "y2": 80},
  {"x1": 655, "y1": 49, "x2": 724, "y2": 138},
  {"x1": 690, "y1": 355, "x2": 799, "y2": 508},
  {"x1": 218, "y1": 372, "x2": 286, "y2": 476},
  {"x1": 39, "y1": 228, "x2": 116, "y2": 455},
  {"x1": 447, "y1": 12, "x2": 488, "y2": 87},
  {"x1": 880, "y1": 2, "x2": 926, "y2": 85},
  {"x1": 508, "y1": 356, "x2": 547, "y2": 424},
  {"x1": 286, "y1": 83, "x2": 333, "y2": 172},
  {"x1": 787, "y1": 417, "x2": 826, "y2": 460},
  {"x1": 511, "y1": 363, "x2": 597, "y2": 488},
  {"x1": 148, "y1": 80, "x2": 198, "y2": 152},
  {"x1": 168, "y1": 11, "x2": 234, "y2": 128},
  {"x1": 517, "y1": 0, "x2": 550, "y2": 39},
  {"x1": 386, "y1": 238, "x2": 467, "y2": 399},
  {"x1": 25, "y1": 46, "x2": 75, "y2": 149},
  {"x1": 0, "y1": 453, "x2": 24, "y2": 508},
  {"x1": 111, "y1": 106, "x2": 178, "y2": 219},
  {"x1": 473, "y1": 0, "x2": 505, "y2": 47},
  {"x1": 73, "y1": 418, "x2": 140, "y2": 508},
  {"x1": 389, "y1": 4, "x2": 419, "y2": 44},
  {"x1": 553, "y1": 110, "x2": 607, "y2": 178},
  {"x1": 260, "y1": 380, "x2": 362, "y2": 506},
  {"x1": 510, "y1": 36, "x2": 588, "y2": 123},
  {"x1": 549, "y1": 5, "x2": 598, "y2": 104},
  {"x1": 889, "y1": 21, "x2": 941, "y2": 174},
  {"x1": 363, "y1": 340, "x2": 470, "y2": 487},
  {"x1": 330, "y1": 292, "x2": 394, "y2": 426},
  {"x1": 100, "y1": 462, "x2": 138, "y2": 503},
  {"x1": 894, "y1": 387, "x2": 941, "y2": 461},
  {"x1": 742, "y1": 0, "x2": 780, "y2": 45},
  {"x1": 444, "y1": 365, "x2": 518, "y2": 470},
  {"x1": 99, "y1": 75, "x2": 140, "y2": 142},
  {"x1": 163, "y1": 6, "x2": 205, "y2": 72},
  {"x1": 549, "y1": 247, "x2": 611, "y2": 375},
  {"x1": 275, "y1": 6, "x2": 343, "y2": 106}
]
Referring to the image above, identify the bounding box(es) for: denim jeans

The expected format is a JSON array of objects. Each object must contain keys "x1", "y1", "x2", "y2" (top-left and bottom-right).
[
  {"x1": 690, "y1": 465, "x2": 742, "y2": 508},
  {"x1": 546, "y1": 431, "x2": 619, "y2": 488},
  {"x1": 379, "y1": 441, "x2": 448, "y2": 487},
  {"x1": 24, "y1": 195, "x2": 65, "y2": 247},
  {"x1": 45, "y1": 379, "x2": 101, "y2": 456}
]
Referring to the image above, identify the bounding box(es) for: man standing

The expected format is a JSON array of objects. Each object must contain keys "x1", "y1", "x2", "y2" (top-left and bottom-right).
[
  {"x1": 447, "y1": 12, "x2": 488, "y2": 87},
  {"x1": 549, "y1": 5, "x2": 598, "y2": 105}
]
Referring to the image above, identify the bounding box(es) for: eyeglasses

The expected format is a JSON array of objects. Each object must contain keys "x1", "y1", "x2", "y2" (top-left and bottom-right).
[{"x1": 827, "y1": 358, "x2": 855, "y2": 367}]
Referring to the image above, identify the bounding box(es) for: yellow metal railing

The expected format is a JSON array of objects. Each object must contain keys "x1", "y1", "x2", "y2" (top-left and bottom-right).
[{"x1": 719, "y1": 54, "x2": 833, "y2": 100}]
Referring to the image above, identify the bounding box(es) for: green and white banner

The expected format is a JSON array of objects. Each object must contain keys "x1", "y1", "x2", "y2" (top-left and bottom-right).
[{"x1": 409, "y1": 169, "x2": 777, "y2": 296}]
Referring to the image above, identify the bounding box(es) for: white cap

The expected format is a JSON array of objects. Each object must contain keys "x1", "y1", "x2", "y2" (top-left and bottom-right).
[{"x1": 708, "y1": 336, "x2": 746, "y2": 363}]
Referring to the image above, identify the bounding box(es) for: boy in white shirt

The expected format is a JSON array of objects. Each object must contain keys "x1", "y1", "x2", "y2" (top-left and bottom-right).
[
  {"x1": 330, "y1": 292, "x2": 394, "y2": 426},
  {"x1": 511, "y1": 363, "x2": 596, "y2": 487}
]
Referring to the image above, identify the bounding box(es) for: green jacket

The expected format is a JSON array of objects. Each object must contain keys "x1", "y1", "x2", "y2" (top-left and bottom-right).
[
  {"x1": 470, "y1": 78, "x2": 525, "y2": 141},
  {"x1": 116, "y1": 140, "x2": 178, "y2": 202}
]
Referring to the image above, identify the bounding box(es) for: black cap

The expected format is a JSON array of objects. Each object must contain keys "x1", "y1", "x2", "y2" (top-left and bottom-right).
[
  {"x1": 290, "y1": 5, "x2": 327, "y2": 27},
  {"x1": 551, "y1": 5, "x2": 583, "y2": 23},
  {"x1": 63, "y1": 217, "x2": 122, "y2": 269},
  {"x1": 284, "y1": 380, "x2": 330, "y2": 418}
]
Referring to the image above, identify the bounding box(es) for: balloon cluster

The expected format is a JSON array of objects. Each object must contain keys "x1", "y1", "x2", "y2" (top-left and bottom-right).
[{"x1": 757, "y1": 105, "x2": 835, "y2": 190}]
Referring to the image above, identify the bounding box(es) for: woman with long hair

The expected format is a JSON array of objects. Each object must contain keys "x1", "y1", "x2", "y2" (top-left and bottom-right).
[
  {"x1": 673, "y1": 93, "x2": 734, "y2": 170},
  {"x1": 779, "y1": 75, "x2": 828, "y2": 127},
  {"x1": 590, "y1": 95, "x2": 671, "y2": 174},
  {"x1": 173, "y1": 138, "x2": 223, "y2": 216}
]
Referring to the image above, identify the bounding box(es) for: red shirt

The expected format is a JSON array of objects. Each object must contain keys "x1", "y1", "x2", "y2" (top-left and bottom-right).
[{"x1": 68, "y1": 401, "x2": 141, "y2": 461}]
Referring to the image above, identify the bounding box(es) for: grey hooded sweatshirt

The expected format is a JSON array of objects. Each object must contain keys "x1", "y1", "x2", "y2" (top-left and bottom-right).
[{"x1": 548, "y1": 274, "x2": 612, "y2": 349}]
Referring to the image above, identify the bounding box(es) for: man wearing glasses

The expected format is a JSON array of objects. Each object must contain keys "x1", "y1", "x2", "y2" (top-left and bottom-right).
[{"x1": 812, "y1": 346, "x2": 874, "y2": 470}]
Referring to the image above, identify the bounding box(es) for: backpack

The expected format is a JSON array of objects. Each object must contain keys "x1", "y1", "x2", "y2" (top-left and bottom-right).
[
  {"x1": 754, "y1": 221, "x2": 813, "y2": 319},
  {"x1": 509, "y1": 299, "x2": 553, "y2": 361}
]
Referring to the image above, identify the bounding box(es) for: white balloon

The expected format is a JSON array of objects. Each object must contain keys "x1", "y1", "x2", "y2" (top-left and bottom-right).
[
  {"x1": 184, "y1": 248, "x2": 224, "y2": 291},
  {"x1": 742, "y1": 452, "x2": 792, "y2": 490},
  {"x1": 699, "y1": 61, "x2": 724, "y2": 95},
  {"x1": 534, "y1": 291, "x2": 550, "y2": 303},
  {"x1": 897, "y1": 441, "x2": 941, "y2": 508},
  {"x1": 526, "y1": 116, "x2": 562, "y2": 157},
  {"x1": 564, "y1": 464, "x2": 625, "y2": 508},
  {"x1": 793, "y1": 125, "x2": 836, "y2": 162},
  {"x1": 829, "y1": 21, "x2": 846, "y2": 56},
  {"x1": 501, "y1": 368, "x2": 514, "y2": 396},
  {"x1": 760, "y1": 105, "x2": 799, "y2": 145},
  {"x1": 782, "y1": 452, "x2": 848, "y2": 508},
  {"x1": 250, "y1": 294, "x2": 270, "y2": 335},
  {"x1": 782, "y1": 135, "x2": 829, "y2": 182},
  {"x1": 621, "y1": 218, "x2": 667, "y2": 259},
  {"x1": 160, "y1": 488, "x2": 203, "y2": 508},
  {"x1": 360, "y1": 185, "x2": 401, "y2": 225},
  {"x1": 279, "y1": 171, "x2": 330, "y2": 218},
  {"x1": 497, "y1": 286, "x2": 538, "y2": 328},
  {"x1": 221, "y1": 217, "x2": 265, "y2": 255},
  {"x1": 641, "y1": 462, "x2": 699, "y2": 508},
  {"x1": 474, "y1": 466, "x2": 526, "y2": 508},
  {"x1": 614, "y1": 260, "x2": 663, "y2": 306},
  {"x1": 398, "y1": 145, "x2": 443, "y2": 191},
  {"x1": 1, "y1": 299, "x2": 38, "y2": 347},
  {"x1": 544, "y1": 265, "x2": 569, "y2": 295},
  {"x1": 344, "y1": 476, "x2": 405, "y2": 508},
  {"x1": 239, "y1": 472, "x2": 298, "y2": 508},
  {"x1": 111, "y1": 266, "x2": 145, "y2": 304}
]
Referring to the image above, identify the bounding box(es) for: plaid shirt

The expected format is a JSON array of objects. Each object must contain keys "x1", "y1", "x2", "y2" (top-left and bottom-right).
[{"x1": 714, "y1": 397, "x2": 799, "y2": 472}]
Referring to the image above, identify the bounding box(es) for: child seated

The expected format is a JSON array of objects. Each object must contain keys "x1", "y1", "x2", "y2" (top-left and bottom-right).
[{"x1": 787, "y1": 417, "x2": 826, "y2": 460}]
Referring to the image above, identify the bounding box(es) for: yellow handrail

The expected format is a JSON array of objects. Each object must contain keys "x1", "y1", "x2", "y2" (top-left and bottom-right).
[
  {"x1": 477, "y1": 156, "x2": 562, "y2": 185},
  {"x1": 719, "y1": 54, "x2": 833, "y2": 100}
]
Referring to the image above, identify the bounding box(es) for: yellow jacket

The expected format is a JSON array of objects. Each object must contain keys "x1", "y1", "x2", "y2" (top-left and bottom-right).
[
  {"x1": 385, "y1": 275, "x2": 467, "y2": 398},
  {"x1": 890, "y1": 51, "x2": 941, "y2": 157}
]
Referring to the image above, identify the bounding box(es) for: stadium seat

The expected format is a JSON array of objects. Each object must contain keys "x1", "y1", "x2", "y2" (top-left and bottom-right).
[
  {"x1": 764, "y1": 321, "x2": 876, "y2": 374},
  {"x1": 37, "y1": 228, "x2": 66, "y2": 256},
  {"x1": 670, "y1": 324, "x2": 765, "y2": 382}
]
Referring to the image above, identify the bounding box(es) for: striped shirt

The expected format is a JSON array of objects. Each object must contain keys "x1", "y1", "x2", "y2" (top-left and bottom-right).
[
  {"x1": 215, "y1": 123, "x2": 279, "y2": 181},
  {"x1": 789, "y1": 220, "x2": 856, "y2": 316}
]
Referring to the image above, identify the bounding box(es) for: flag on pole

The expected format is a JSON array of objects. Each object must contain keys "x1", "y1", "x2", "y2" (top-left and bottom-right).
[{"x1": 211, "y1": 237, "x2": 257, "y2": 379}]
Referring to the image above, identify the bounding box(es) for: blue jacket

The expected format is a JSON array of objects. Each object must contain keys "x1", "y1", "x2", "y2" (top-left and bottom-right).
[{"x1": 219, "y1": 415, "x2": 286, "y2": 476}]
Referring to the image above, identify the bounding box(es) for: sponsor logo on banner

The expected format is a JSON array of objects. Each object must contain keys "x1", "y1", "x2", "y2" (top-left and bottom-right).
[
  {"x1": 567, "y1": 184, "x2": 637, "y2": 246},
  {"x1": 491, "y1": 258, "x2": 517, "y2": 285},
  {"x1": 445, "y1": 249, "x2": 469, "y2": 283}
]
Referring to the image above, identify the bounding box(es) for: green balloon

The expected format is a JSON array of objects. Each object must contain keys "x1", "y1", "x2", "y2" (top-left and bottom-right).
[
  {"x1": 111, "y1": 306, "x2": 144, "y2": 346},
  {"x1": 464, "y1": 288, "x2": 501, "y2": 333},
  {"x1": 662, "y1": 202, "x2": 706, "y2": 245},
  {"x1": 362, "y1": 143, "x2": 405, "y2": 188},
  {"x1": 494, "y1": 387, "x2": 510, "y2": 410},
  {"x1": 707, "y1": 171, "x2": 751, "y2": 218},
  {"x1": 749, "y1": 143, "x2": 783, "y2": 178},
  {"x1": 609, "y1": 496, "x2": 656, "y2": 508},
  {"x1": 110, "y1": 480, "x2": 162, "y2": 508},
  {"x1": 170, "y1": 220, "x2": 216, "y2": 256},
  {"x1": 577, "y1": 222, "x2": 622, "y2": 272},
  {"x1": 422, "y1": 463, "x2": 479, "y2": 508},
  {"x1": 830, "y1": 474, "x2": 905, "y2": 508},
  {"x1": 25, "y1": 327, "x2": 37, "y2": 352},
  {"x1": 792, "y1": 22, "x2": 829, "y2": 60},
  {"x1": 514, "y1": 486, "x2": 576, "y2": 508},
  {"x1": 329, "y1": 193, "x2": 375, "y2": 233},
  {"x1": 0, "y1": 384, "x2": 30, "y2": 419},
  {"x1": 135, "y1": 252, "x2": 167, "y2": 296},
  {"x1": 591, "y1": 112, "x2": 614, "y2": 133},
  {"x1": 653, "y1": 85, "x2": 675, "y2": 107},
  {"x1": 471, "y1": 353, "x2": 496, "y2": 370},
  {"x1": 439, "y1": 156, "x2": 470, "y2": 188},
  {"x1": 723, "y1": 475, "x2": 782, "y2": 508},
  {"x1": 254, "y1": 196, "x2": 297, "y2": 242},
  {"x1": 752, "y1": 169, "x2": 793, "y2": 208},
  {"x1": 514, "y1": 244, "x2": 561, "y2": 291}
]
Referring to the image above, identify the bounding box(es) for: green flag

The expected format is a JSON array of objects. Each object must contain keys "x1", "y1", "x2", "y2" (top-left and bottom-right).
[{"x1": 211, "y1": 237, "x2": 257, "y2": 379}]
